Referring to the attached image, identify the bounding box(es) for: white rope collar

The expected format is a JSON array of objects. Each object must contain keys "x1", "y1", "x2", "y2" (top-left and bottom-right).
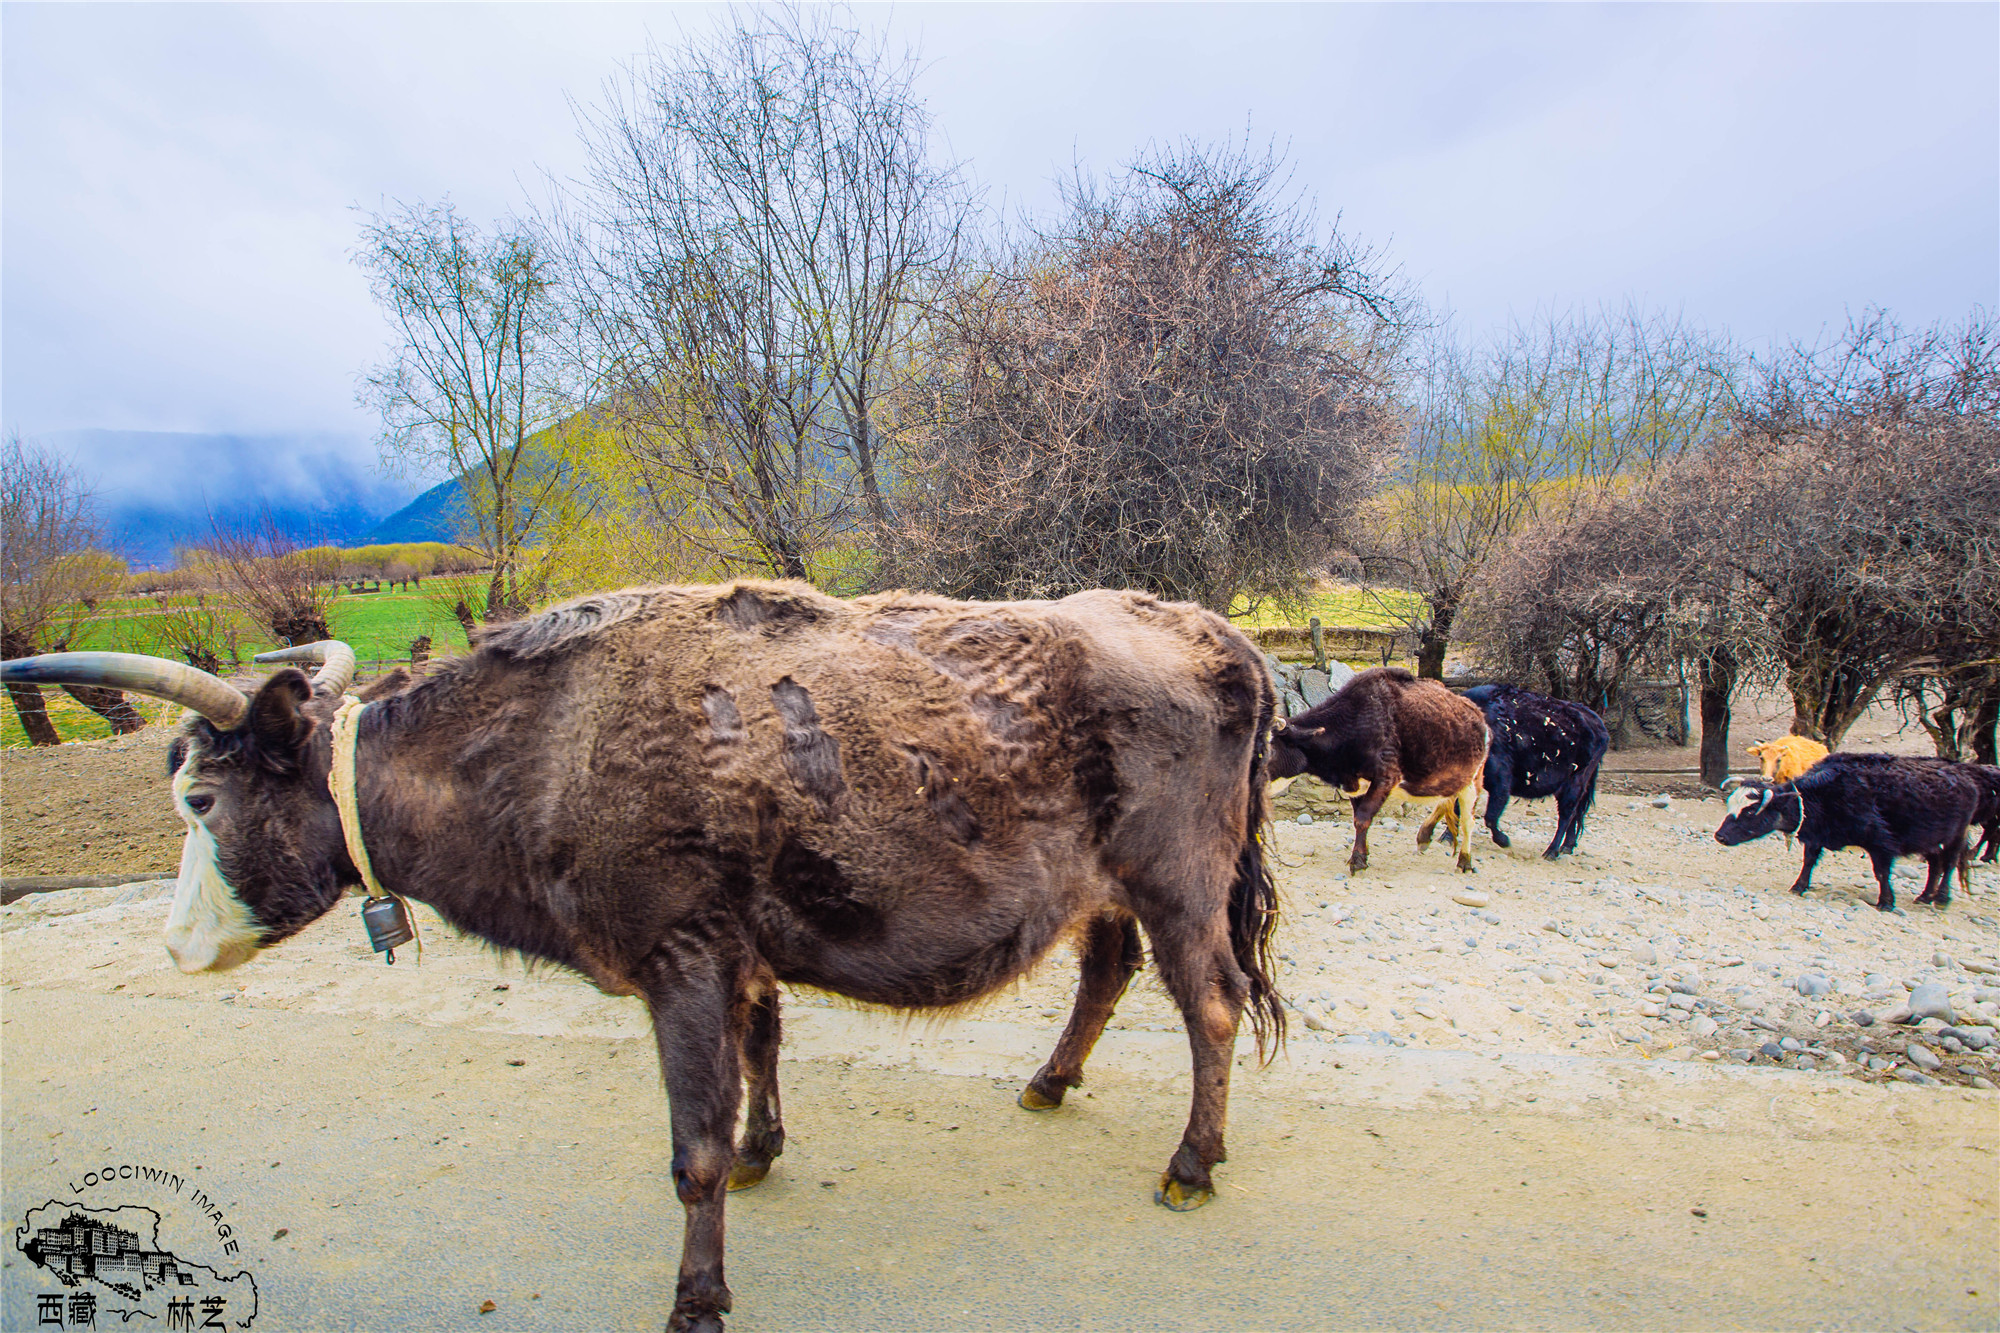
[{"x1": 329, "y1": 695, "x2": 421, "y2": 962}]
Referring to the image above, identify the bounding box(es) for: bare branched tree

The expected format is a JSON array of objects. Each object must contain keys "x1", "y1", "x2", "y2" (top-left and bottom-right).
[
  {"x1": 562, "y1": 5, "x2": 966, "y2": 583},
  {"x1": 358, "y1": 201, "x2": 587, "y2": 620},
  {"x1": 1460, "y1": 485, "x2": 1685, "y2": 746},
  {"x1": 887, "y1": 140, "x2": 1402, "y2": 611},
  {"x1": 1471, "y1": 310, "x2": 2000, "y2": 768},
  {"x1": 1, "y1": 435, "x2": 131, "y2": 744},
  {"x1": 1362, "y1": 306, "x2": 1738, "y2": 677},
  {"x1": 1693, "y1": 310, "x2": 2000, "y2": 746}
]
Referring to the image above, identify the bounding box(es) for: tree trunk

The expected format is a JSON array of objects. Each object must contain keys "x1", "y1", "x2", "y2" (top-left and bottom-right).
[
  {"x1": 1415, "y1": 601, "x2": 1457, "y2": 680},
  {"x1": 1697, "y1": 646, "x2": 1738, "y2": 788},
  {"x1": 7, "y1": 681, "x2": 62, "y2": 746},
  {"x1": 62, "y1": 685, "x2": 146, "y2": 734},
  {"x1": 847, "y1": 399, "x2": 889, "y2": 533},
  {"x1": 1972, "y1": 690, "x2": 1999, "y2": 766}
]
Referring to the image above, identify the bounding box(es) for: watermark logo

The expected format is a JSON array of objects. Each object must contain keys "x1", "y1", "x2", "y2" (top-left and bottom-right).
[{"x1": 14, "y1": 1164, "x2": 258, "y2": 1329}]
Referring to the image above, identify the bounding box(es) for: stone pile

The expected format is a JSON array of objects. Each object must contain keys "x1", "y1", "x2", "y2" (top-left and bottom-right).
[{"x1": 1265, "y1": 655, "x2": 1357, "y2": 719}]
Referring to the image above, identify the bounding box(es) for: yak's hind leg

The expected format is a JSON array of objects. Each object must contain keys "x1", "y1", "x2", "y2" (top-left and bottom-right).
[
  {"x1": 1448, "y1": 781, "x2": 1477, "y2": 872},
  {"x1": 640, "y1": 930, "x2": 753, "y2": 1333},
  {"x1": 1022, "y1": 913, "x2": 1144, "y2": 1110},
  {"x1": 1138, "y1": 898, "x2": 1250, "y2": 1213},
  {"x1": 729, "y1": 986, "x2": 785, "y2": 1191}
]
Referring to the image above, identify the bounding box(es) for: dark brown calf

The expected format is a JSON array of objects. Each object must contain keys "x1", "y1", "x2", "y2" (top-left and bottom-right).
[{"x1": 1268, "y1": 667, "x2": 1490, "y2": 873}]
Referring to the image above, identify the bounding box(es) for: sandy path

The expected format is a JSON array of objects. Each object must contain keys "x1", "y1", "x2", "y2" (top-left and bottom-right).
[{"x1": 5, "y1": 888, "x2": 1998, "y2": 1331}]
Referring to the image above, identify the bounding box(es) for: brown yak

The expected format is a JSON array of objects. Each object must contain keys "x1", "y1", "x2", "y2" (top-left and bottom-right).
[
  {"x1": 0, "y1": 581, "x2": 1285, "y2": 1333},
  {"x1": 1267, "y1": 666, "x2": 1489, "y2": 873}
]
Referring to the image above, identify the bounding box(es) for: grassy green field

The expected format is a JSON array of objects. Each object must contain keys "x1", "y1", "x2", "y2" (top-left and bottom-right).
[
  {"x1": 1226, "y1": 584, "x2": 1416, "y2": 629},
  {"x1": 2, "y1": 590, "x2": 471, "y2": 748}
]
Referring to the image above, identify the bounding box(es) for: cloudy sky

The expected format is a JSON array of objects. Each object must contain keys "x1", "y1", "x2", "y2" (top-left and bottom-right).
[{"x1": 4, "y1": 2, "x2": 1994, "y2": 498}]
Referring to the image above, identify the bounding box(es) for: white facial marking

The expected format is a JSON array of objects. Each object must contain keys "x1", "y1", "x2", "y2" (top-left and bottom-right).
[
  {"x1": 164, "y1": 751, "x2": 261, "y2": 973},
  {"x1": 1725, "y1": 786, "x2": 1760, "y2": 820}
]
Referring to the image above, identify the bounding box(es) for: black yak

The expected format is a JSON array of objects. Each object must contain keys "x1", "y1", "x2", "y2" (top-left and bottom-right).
[{"x1": 1459, "y1": 684, "x2": 1610, "y2": 861}]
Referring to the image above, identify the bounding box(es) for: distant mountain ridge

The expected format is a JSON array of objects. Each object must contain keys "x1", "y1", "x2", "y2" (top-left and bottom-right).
[
  {"x1": 46, "y1": 429, "x2": 424, "y2": 568},
  {"x1": 364, "y1": 475, "x2": 469, "y2": 544}
]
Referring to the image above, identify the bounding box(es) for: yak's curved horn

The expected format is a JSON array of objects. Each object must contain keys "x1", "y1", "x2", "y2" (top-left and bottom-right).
[
  {"x1": 1719, "y1": 775, "x2": 1746, "y2": 790},
  {"x1": 254, "y1": 641, "x2": 357, "y2": 696},
  {"x1": 0, "y1": 652, "x2": 248, "y2": 729}
]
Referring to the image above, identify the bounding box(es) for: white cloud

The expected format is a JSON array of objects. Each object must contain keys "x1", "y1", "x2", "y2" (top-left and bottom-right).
[{"x1": 4, "y1": 1, "x2": 1993, "y2": 483}]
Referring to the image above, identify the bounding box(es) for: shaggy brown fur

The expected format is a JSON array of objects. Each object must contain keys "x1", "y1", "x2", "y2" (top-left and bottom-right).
[
  {"x1": 157, "y1": 581, "x2": 1284, "y2": 1332},
  {"x1": 1268, "y1": 666, "x2": 1490, "y2": 873}
]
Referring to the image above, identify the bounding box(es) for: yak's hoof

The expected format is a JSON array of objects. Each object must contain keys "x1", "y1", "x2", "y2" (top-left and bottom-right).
[
  {"x1": 1456, "y1": 862, "x2": 1477, "y2": 875},
  {"x1": 668, "y1": 1311, "x2": 725, "y2": 1333},
  {"x1": 1155, "y1": 1174, "x2": 1214, "y2": 1212},
  {"x1": 1541, "y1": 850, "x2": 1561, "y2": 862},
  {"x1": 726, "y1": 1158, "x2": 773, "y2": 1192},
  {"x1": 1018, "y1": 1083, "x2": 1064, "y2": 1111},
  {"x1": 1494, "y1": 831, "x2": 1513, "y2": 849}
]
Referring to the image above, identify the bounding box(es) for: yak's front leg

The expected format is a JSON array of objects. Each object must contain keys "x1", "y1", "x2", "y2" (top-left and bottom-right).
[
  {"x1": 1863, "y1": 847, "x2": 1896, "y2": 911},
  {"x1": 1022, "y1": 913, "x2": 1144, "y2": 1110},
  {"x1": 1347, "y1": 784, "x2": 1391, "y2": 873},
  {"x1": 1143, "y1": 906, "x2": 1248, "y2": 1213},
  {"x1": 1790, "y1": 844, "x2": 1826, "y2": 899},
  {"x1": 641, "y1": 942, "x2": 751, "y2": 1333},
  {"x1": 729, "y1": 985, "x2": 785, "y2": 1191}
]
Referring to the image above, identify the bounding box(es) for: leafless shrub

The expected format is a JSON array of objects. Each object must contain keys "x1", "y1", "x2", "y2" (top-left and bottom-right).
[
  {"x1": 1, "y1": 435, "x2": 129, "y2": 743},
  {"x1": 1468, "y1": 310, "x2": 2000, "y2": 762},
  {"x1": 1688, "y1": 311, "x2": 2000, "y2": 746},
  {"x1": 885, "y1": 141, "x2": 1402, "y2": 610},
  {"x1": 200, "y1": 512, "x2": 338, "y2": 647}
]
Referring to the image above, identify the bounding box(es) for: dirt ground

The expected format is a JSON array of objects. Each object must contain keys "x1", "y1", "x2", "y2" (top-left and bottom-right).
[{"x1": 3, "y1": 688, "x2": 1997, "y2": 1329}]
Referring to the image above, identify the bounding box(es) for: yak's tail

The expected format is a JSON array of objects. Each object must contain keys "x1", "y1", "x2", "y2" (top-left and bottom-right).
[{"x1": 1231, "y1": 706, "x2": 1286, "y2": 1062}]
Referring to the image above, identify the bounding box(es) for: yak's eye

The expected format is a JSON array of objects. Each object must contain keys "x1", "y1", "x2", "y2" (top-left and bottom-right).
[{"x1": 186, "y1": 793, "x2": 216, "y2": 817}]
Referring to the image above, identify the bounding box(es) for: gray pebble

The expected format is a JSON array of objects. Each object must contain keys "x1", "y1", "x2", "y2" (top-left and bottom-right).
[
  {"x1": 1972, "y1": 1077, "x2": 1997, "y2": 1090},
  {"x1": 1651, "y1": 795, "x2": 1672, "y2": 809},
  {"x1": 1866, "y1": 1055, "x2": 1892, "y2": 1071},
  {"x1": 1794, "y1": 1057, "x2": 1817, "y2": 1071},
  {"x1": 1728, "y1": 1048, "x2": 1754, "y2": 1063},
  {"x1": 1850, "y1": 1010, "x2": 1876, "y2": 1027},
  {"x1": 1907, "y1": 983, "x2": 1955, "y2": 1024},
  {"x1": 1974, "y1": 988, "x2": 2000, "y2": 1006},
  {"x1": 1296, "y1": 812, "x2": 1315, "y2": 826},
  {"x1": 1865, "y1": 973, "x2": 1894, "y2": 992},
  {"x1": 1895, "y1": 1068, "x2": 1937, "y2": 1085},
  {"x1": 1905, "y1": 1043, "x2": 1943, "y2": 1071},
  {"x1": 1759, "y1": 1042, "x2": 1785, "y2": 1059},
  {"x1": 1779, "y1": 1036, "x2": 1804, "y2": 1052},
  {"x1": 1795, "y1": 974, "x2": 1831, "y2": 998}
]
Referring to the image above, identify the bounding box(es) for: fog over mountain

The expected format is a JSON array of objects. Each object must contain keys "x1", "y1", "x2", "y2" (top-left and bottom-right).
[{"x1": 48, "y1": 429, "x2": 423, "y2": 568}]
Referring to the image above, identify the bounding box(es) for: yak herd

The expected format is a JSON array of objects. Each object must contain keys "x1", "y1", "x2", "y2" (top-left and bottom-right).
[{"x1": 3, "y1": 578, "x2": 1997, "y2": 1332}]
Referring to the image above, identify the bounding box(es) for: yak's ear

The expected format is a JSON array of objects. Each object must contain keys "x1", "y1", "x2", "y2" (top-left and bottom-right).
[{"x1": 248, "y1": 668, "x2": 315, "y2": 757}]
